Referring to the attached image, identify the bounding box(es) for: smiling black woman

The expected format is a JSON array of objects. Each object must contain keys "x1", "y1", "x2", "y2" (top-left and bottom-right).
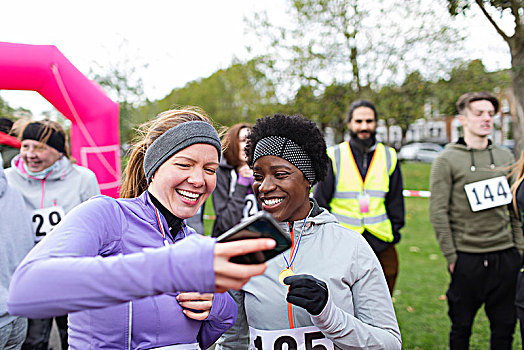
[{"x1": 216, "y1": 113, "x2": 401, "y2": 350}]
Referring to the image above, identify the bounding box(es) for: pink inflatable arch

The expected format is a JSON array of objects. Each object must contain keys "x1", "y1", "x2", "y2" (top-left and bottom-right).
[{"x1": 0, "y1": 42, "x2": 120, "y2": 197}]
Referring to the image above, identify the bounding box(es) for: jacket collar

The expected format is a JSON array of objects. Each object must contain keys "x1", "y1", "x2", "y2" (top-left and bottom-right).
[
  {"x1": 12, "y1": 154, "x2": 73, "y2": 181},
  {"x1": 279, "y1": 198, "x2": 338, "y2": 236}
]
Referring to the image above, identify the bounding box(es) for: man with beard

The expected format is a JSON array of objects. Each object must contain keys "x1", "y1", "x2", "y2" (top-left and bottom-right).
[{"x1": 314, "y1": 100, "x2": 405, "y2": 294}]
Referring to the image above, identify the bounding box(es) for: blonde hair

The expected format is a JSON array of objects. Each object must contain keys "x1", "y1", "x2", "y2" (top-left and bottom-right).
[
  {"x1": 120, "y1": 107, "x2": 222, "y2": 198},
  {"x1": 510, "y1": 149, "x2": 524, "y2": 214}
]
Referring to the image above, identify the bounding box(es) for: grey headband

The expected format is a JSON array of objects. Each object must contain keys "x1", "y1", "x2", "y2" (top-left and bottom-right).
[
  {"x1": 144, "y1": 121, "x2": 221, "y2": 183},
  {"x1": 253, "y1": 136, "x2": 316, "y2": 184}
]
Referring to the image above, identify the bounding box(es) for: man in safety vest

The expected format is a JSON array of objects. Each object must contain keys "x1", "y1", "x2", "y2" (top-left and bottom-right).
[
  {"x1": 313, "y1": 99, "x2": 405, "y2": 295},
  {"x1": 430, "y1": 91, "x2": 524, "y2": 349}
]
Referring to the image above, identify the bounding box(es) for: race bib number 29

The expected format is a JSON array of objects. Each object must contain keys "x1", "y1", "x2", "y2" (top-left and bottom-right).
[
  {"x1": 31, "y1": 206, "x2": 65, "y2": 241},
  {"x1": 464, "y1": 176, "x2": 512, "y2": 212},
  {"x1": 250, "y1": 326, "x2": 334, "y2": 350}
]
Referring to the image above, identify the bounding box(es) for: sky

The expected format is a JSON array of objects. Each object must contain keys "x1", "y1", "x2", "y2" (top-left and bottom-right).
[{"x1": 0, "y1": 0, "x2": 514, "y2": 118}]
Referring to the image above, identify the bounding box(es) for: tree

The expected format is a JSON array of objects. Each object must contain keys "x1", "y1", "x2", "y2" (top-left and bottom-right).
[
  {"x1": 432, "y1": 59, "x2": 511, "y2": 116},
  {"x1": 447, "y1": 0, "x2": 524, "y2": 152},
  {"x1": 376, "y1": 71, "x2": 430, "y2": 145},
  {"x1": 319, "y1": 83, "x2": 355, "y2": 139},
  {"x1": 90, "y1": 62, "x2": 146, "y2": 146},
  {"x1": 151, "y1": 59, "x2": 279, "y2": 127},
  {"x1": 288, "y1": 85, "x2": 321, "y2": 120},
  {"x1": 246, "y1": 0, "x2": 465, "y2": 98},
  {"x1": 0, "y1": 95, "x2": 15, "y2": 119}
]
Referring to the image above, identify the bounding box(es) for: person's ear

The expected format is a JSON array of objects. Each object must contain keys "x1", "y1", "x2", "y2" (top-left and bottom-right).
[{"x1": 458, "y1": 114, "x2": 466, "y2": 127}]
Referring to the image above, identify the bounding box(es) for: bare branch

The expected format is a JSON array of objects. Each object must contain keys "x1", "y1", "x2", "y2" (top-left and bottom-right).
[
  {"x1": 474, "y1": 0, "x2": 511, "y2": 42},
  {"x1": 510, "y1": 0, "x2": 521, "y2": 37}
]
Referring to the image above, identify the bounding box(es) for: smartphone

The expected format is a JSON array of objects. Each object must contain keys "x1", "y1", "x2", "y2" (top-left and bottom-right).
[{"x1": 216, "y1": 211, "x2": 292, "y2": 264}]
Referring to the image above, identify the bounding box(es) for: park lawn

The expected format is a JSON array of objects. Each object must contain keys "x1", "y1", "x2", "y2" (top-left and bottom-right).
[{"x1": 203, "y1": 161, "x2": 522, "y2": 349}]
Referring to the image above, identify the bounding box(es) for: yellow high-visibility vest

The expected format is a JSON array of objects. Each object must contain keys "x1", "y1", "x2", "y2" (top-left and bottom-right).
[{"x1": 327, "y1": 142, "x2": 396, "y2": 242}]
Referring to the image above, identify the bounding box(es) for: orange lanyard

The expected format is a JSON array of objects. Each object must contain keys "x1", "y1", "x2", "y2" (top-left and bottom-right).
[{"x1": 287, "y1": 223, "x2": 295, "y2": 329}]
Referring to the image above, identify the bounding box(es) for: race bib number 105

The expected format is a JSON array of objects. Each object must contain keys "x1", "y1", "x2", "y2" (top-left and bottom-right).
[
  {"x1": 250, "y1": 326, "x2": 334, "y2": 350},
  {"x1": 31, "y1": 206, "x2": 65, "y2": 241},
  {"x1": 464, "y1": 176, "x2": 512, "y2": 212}
]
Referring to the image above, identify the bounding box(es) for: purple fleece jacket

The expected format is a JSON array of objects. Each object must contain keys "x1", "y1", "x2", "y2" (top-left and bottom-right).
[{"x1": 7, "y1": 191, "x2": 236, "y2": 349}]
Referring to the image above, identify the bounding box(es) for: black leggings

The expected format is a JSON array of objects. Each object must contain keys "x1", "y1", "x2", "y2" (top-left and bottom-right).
[{"x1": 22, "y1": 315, "x2": 68, "y2": 350}]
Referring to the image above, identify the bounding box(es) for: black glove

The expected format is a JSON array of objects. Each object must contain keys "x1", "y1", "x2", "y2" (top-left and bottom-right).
[{"x1": 284, "y1": 274, "x2": 328, "y2": 315}]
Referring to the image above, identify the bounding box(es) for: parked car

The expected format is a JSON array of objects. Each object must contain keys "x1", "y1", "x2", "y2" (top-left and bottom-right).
[{"x1": 398, "y1": 142, "x2": 444, "y2": 163}]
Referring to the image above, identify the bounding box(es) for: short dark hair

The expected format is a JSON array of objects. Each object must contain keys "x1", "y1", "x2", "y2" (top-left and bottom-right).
[
  {"x1": 0, "y1": 117, "x2": 14, "y2": 134},
  {"x1": 456, "y1": 92, "x2": 500, "y2": 115},
  {"x1": 346, "y1": 100, "x2": 378, "y2": 123},
  {"x1": 245, "y1": 114, "x2": 329, "y2": 183}
]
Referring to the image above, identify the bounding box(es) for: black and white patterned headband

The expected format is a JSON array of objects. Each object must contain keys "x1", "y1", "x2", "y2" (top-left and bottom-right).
[{"x1": 253, "y1": 136, "x2": 316, "y2": 184}]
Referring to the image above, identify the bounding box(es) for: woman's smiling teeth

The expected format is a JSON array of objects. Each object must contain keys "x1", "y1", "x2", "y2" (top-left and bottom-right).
[
  {"x1": 263, "y1": 198, "x2": 283, "y2": 206},
  {"x1": 177, "y1": 189, "x2": 200, "y2": 202}
]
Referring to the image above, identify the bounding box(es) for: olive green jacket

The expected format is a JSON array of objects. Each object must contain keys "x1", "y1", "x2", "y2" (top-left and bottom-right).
[{"x1": 429, "y1": 141, "x2": 524, "y2": 265}]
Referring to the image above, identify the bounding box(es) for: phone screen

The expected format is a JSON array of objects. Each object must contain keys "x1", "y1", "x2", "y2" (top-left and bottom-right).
[{"x1": 217, "y1": 214, "x2": 291, "y2": 264}]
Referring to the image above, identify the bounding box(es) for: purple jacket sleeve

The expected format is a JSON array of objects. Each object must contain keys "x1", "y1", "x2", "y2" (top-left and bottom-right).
[
  {"x1": 199, "y1": 292, "x2": 238, "y2": 349},
  {"x1": 7, "y1": 198, "x2": 217, "y2": 319}
]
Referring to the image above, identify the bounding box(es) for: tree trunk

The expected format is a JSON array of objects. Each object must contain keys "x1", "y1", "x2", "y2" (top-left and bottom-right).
[{"x1": 510, "y1": 31, "x2": 524, "y2": 157}]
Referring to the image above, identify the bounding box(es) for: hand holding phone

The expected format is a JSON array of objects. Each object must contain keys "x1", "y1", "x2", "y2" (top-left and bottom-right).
[
  {"x1": 216, "y1": 211, "x2": 292, "y2": 264},
  {"x1": 214, "y1": 238, "x2": 275, "y2": 292}
]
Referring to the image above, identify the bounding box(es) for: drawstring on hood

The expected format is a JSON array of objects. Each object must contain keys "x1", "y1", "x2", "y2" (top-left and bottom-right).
[{"x1": 457, "y1": 137, "x2": 495, "y2": 172}]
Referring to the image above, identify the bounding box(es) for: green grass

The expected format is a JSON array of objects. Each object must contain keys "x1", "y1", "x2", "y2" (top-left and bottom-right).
[{"x1": 203, "y1": 161, "x2": 522, "y2": 349}]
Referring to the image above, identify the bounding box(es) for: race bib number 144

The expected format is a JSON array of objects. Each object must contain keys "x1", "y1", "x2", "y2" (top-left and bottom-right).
[{"x1": 464, "y1": 176, "x2": 512, "y2": 212}]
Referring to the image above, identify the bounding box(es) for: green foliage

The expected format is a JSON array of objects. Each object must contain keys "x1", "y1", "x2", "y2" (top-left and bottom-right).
[
  {"x1": 0, "y1": 95, "x2": 14, "y2": 117},
  {"x1": 376, "y1": 71, "x2": 430, "y2": 144},
  {"x1": 0, "y1": 96, "x2": 33, "y2": 124},
  {"x1": 90, "y1": 61, "x2": 147, "y2": 145},
  {"x1": 432, "y1": 59, "x2": 511, "y2": 116},
  {"x1": 154, "y1": 59, "x2": 279, "y2": 127},
  {"x1": 318, "y1": 83, "x2": 356, "y2": 141}
]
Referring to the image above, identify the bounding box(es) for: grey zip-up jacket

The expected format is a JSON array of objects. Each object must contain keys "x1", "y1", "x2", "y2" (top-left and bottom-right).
[
  {"x1": 5, "y1": 155, "x2": 100, "y2": 214},
  {"x1": 220, "y1": 201, "x2": 402, "y2": 349},
  {"x1": 5, "y1": 155, "x2": 100, "y2": 243}
]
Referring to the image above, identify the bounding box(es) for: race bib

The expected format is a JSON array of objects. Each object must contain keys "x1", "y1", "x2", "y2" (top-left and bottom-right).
[
  {"x1": 250, "y1": 325, "x2": 334, "y2": 350},
  {"x1": 464, "y1": 176, "x2": 512, "y2": 212},
  {"x1": 31, "y1": 206, "x2": 65, "y2": 241},
  {"x1": 243, "y1": 194, "x2": 259, "y2": 219}
]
